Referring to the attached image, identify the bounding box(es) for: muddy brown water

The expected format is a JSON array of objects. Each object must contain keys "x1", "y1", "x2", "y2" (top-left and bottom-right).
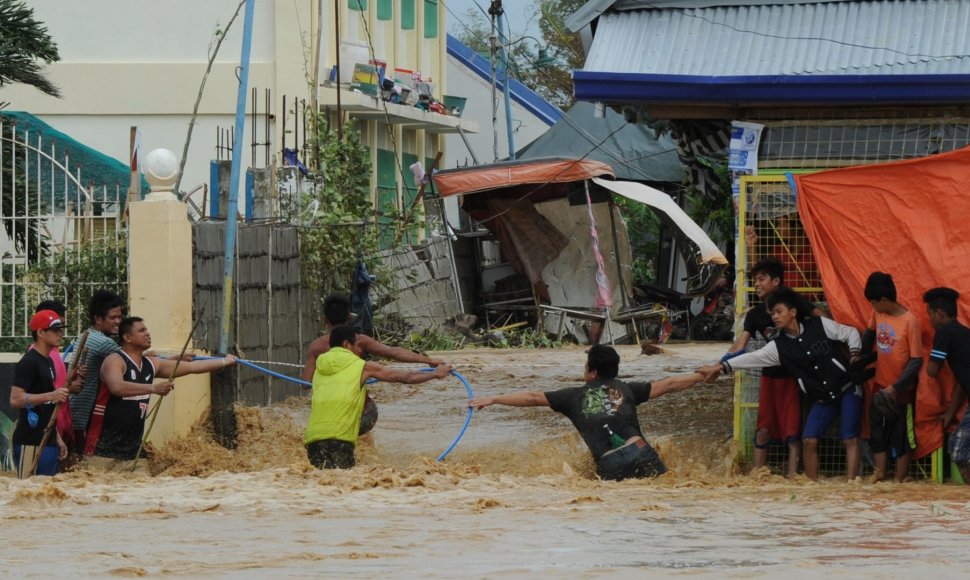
[{"x1": 3, "y1": 343, "x2": 969, "y2": 577}]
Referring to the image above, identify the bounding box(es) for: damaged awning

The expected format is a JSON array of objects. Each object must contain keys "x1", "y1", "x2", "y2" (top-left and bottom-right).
[
  {"x1": 592, "y1": 178, "x2": 727, "y2": 265},
  {"x1": 435, "y1": 158, "x2": 614, "y2": 197}
]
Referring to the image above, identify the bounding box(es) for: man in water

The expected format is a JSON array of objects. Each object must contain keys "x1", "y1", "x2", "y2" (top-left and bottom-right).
[
  {"x1": 301, "y1": 293, "x2": 445, "y2": 382},
  {"x1": 305, "y1": 325, "x2": 452, "y2": 469},
  {"x1": 83, "y1": 316, "x2": 237, "y2": 473},
  {"x1": 302, "y1": 293, "x2": 446, "y2": 434},
  {"x1": 468, "y1": 345, "x2": 708, "y2": 481},
  {"x1": 9, "y1": 310, "x2": 70, "y2": 478},
  {"x1": 70, "y1": 290, "x2": 124, "y2": 455}
]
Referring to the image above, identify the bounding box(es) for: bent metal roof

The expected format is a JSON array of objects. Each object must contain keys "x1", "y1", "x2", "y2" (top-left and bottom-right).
[{"x1": 569, "y1": 0, "x2": 970, "y2": 105}]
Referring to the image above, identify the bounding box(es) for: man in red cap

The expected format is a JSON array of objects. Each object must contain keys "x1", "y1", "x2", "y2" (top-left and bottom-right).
[{"x1": 8, "y1": 310, "x2": 70, "y2": 477}]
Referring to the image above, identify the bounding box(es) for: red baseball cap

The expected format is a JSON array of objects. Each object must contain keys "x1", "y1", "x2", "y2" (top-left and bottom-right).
[{"x1": 30, "y1": 310, "x2": 64, "y2": 331}]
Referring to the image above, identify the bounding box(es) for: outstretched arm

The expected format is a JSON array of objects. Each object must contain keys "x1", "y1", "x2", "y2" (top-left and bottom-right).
[
  {"x1": 363, "y1": 361, "x2": 452, "y2": 385},
  {"x1": 153, "y1": 354, "x2": 237, "y2": 379},
  {"x1": 649, "y1": 371, "x2": 707, "y2": 398},
  {"x1": 359, "y1": 335, "x2": 445, "y2": 366},
  {"x1": 469, "y1": 392, "x2": 549, "y2": 410}
]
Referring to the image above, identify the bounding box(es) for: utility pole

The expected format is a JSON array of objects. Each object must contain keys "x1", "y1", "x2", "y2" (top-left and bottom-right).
[
  {"x1": 489, "y1": 0, "x2": 515, "y2": 160},
  {"x1": 489, "y1": 4, "x2": 499, "y2": 162},
  {"x1": 218, "y1": 0, "x2": 256, "y2": 355}
]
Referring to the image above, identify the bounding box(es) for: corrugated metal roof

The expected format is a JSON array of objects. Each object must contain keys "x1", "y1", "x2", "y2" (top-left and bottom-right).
[{"x1": 583, "y1": 0, "x2": 970, "y2": 76}]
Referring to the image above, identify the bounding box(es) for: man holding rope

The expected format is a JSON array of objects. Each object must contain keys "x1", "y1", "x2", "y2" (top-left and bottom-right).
[
  {"x1": 469, "y1": 345, "x2": 708, "y2": 481},
  {"x1": 9, "y1": 310, "x2": 70, "y2": 478},
  {"x1": 302, "y1": 293, "x2": 446, "y2": 434},
  {"x1": 82, "y1": 316, "x2": 236, "y2": 474},
  {"x1": 305, "y1": 325, "x2": 452, "y2": 469},
  {"x1": 302, "y1": 293, "x2": 446, "y2": 381}
]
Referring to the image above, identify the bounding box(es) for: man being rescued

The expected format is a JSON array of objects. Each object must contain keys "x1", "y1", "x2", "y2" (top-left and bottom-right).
[
  {"x1": 304, "y1": 325, "x2": 453, "y2": 469},
  {"x1": 469, "y1": 345, "x2": 708, "y2": 481}
]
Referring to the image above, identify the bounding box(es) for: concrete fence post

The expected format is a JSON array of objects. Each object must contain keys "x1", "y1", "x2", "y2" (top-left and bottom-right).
[{"x1": 128, "y1": 148, "x2": 211, "y2": 448}]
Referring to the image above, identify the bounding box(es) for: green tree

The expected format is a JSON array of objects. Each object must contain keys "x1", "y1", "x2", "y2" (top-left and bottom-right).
[
  {"x1": 0, "y1": 0, "x2": 61, "y2": 98},
  {"x1": 1, "y1": 0, "x2": 60, "y2": 263},
  {"x1": 299, "y1": 118, "x2": 379, "y2": 299},
  {"x1": 453, "y1": 0, "x2": 585, "y2": 109}
]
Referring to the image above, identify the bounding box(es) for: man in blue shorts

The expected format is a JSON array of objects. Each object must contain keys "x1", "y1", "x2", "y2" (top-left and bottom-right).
[
  {"x1": 469, "y1": 345, "x2": 707, "y2": 481},
  {"x1": 923, "y1": 287, "x2": 970, "y2": 484},
  {"x1": 700, "y1": 287, "x2": 864, "y2": 481}
]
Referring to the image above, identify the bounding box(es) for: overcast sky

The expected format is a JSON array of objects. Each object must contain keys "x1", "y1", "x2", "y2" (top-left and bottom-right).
[{"x1": 443, "y1": 0, "x2": 543, "y2": 41}]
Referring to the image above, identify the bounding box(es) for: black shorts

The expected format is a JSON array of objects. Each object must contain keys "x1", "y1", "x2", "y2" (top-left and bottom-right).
[
  {"x1": 869, "y1": 402, "x2": 916, "y2": 456},
  {"x1": 596, "y1": 440, "x2": 667, "y2": 481},
  {"x1": 306, "y1": 439, "x2": 356, "y2": 469}
]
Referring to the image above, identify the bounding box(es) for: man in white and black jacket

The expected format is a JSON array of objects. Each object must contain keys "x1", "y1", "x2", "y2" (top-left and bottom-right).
[{"x1": 699, "y1": 287, "x2": 865, "y2": 481}]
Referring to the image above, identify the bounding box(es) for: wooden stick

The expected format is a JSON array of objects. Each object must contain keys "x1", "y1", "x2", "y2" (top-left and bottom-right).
[
  {"x1": 29, "y1": 330, "x2": 89, "y2": 477},
  {"x1": 130, "y1": 314, "x2": 204, "y2": 472}
]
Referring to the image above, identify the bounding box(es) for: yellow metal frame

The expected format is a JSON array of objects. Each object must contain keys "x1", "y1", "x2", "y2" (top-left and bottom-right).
[
  {"x1": 733, "y1": 173, "x2": 944, "y2": 482},
  {"x1": 733, "y1": 174, "x2": 826, "y2": 445}
]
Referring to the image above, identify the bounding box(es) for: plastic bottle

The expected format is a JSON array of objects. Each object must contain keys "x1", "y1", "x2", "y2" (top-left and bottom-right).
[{"x1": 603, "y1": 424, "x2": 626, "y2": 449}]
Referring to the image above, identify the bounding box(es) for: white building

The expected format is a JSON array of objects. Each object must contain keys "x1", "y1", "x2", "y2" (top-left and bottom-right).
[{"x1": 3, "y1": 1, "x2": 477, "y2": 222}]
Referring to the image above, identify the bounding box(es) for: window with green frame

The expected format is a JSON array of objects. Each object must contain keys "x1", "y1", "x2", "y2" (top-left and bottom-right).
[
  {"x1": 349, "y1": 0, "x2": 366, "y2": 10},
  {"x1": 402, "y1": 153, "x2": 420, "y2": 242},
  {"x1": 401, "y1": 0, "x2": 415, "y2": 30},
  {"x1": 377, "y1": 0, "x2": 392, "y2": 20},
  {"x1": 376, "y1": 149, "x2": 399, "y2": 249},
  {"x1": 423, "y1": 0, "x2": 438, "y2": 39}
]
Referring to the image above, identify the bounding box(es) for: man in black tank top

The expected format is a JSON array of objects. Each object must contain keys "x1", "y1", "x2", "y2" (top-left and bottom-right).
[{"x1": 84, "y1": 317, "x2": 237, "y2": 472}]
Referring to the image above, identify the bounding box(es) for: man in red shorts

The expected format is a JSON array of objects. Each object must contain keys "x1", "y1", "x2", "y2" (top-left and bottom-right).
[{"x1": 724, "y1": 259, "x2": 820, "y2": 477}]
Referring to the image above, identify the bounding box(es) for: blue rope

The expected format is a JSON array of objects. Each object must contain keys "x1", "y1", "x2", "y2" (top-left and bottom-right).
[{"x1": 195, "y1": 356, "x2": 474, "y2": 461}]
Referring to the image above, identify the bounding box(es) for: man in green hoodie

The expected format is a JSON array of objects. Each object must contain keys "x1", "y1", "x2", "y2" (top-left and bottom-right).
[{"x1": 305, "y1": 325, "x2": 453, "y2": 469}]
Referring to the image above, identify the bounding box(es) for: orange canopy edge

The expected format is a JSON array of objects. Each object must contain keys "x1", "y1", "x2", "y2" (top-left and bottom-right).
[{"x1": 434, "y1": 158, "x2": 615, "y2": 198}]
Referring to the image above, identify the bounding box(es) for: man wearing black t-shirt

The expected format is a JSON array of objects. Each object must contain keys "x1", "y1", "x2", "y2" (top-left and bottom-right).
[
  {"x1": 468, "y1": 345, "x2": 706, "y2": 481},
  {"x1": 924, "y1": 287, "x2": 970, "y2": 484},
  {"x1": 9, "y1": 310, "x2": 70, "y2": 478}
]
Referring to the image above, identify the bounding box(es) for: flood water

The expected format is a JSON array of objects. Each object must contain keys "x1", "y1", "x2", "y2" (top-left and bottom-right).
[{"x1": 3, "y1": 343, "x2": 969, "y2": 577}]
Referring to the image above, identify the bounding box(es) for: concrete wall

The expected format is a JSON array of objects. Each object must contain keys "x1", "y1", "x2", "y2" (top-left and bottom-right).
[{"x1": 192, "y1": 222, "x2": 312, "y2": 407}]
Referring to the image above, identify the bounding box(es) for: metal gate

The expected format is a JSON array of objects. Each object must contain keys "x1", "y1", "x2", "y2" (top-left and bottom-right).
[{"x1": 0, "y1": 117, "x2": 127, "y2": 345}]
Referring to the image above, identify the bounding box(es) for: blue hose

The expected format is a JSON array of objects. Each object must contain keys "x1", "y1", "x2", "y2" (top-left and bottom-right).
[{"x1": 196, "y1": 356, "x2": 474, "y2": 461}]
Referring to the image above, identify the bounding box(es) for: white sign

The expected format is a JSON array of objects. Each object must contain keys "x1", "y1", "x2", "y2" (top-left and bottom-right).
[{"x1": 728, "y1": 121, "x2": 764, "y2": 175}]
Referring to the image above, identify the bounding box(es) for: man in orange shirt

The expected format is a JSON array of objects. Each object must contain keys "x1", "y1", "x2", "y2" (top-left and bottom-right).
[{"x1": 863, "y1": 272, "x2": 923, "y2": 483}]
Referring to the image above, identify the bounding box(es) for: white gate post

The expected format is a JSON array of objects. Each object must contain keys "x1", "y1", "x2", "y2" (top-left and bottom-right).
[{"x1": 128, "y1": 148, "x2": 209, "y2": 447}]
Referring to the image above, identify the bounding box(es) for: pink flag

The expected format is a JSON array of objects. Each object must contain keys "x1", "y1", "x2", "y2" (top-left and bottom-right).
[{"x1": 585, "y1": 189, "x2": 613, "y2": 310}]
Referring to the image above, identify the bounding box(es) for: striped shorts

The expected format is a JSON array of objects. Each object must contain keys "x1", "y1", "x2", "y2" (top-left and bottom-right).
[{"x1": 949, "y1": 411, "x2": 970, "y2": 466}]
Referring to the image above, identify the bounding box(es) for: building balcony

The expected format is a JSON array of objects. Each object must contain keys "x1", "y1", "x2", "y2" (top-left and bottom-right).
[{"x1": 318, "y1": 86, "x2": 479, "y2": 134}]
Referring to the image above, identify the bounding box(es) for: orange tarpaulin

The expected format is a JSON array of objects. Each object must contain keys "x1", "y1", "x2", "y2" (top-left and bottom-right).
[{"x1": 795, "y1": 146, "x2": 970, "y2": 459}]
